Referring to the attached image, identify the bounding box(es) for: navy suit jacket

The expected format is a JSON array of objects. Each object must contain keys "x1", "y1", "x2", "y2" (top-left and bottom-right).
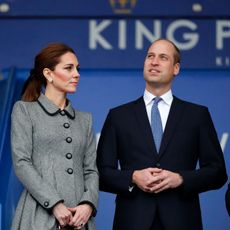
[
  {"x1": 226, "y1": 183, "x2": 230, "y2": 216},
  {"x1": 97, "y1": 96, "x2": 227, "y2": 230}
]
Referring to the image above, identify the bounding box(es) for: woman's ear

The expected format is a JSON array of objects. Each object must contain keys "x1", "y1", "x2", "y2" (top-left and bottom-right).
[{"x1": 43, "y1": 68, "x2": 53, "y2": 83}]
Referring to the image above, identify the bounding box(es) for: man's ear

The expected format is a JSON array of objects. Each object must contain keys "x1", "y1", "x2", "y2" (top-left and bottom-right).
[{"x1": 173, "y1": 63, "x2": 180, "y2": 76}]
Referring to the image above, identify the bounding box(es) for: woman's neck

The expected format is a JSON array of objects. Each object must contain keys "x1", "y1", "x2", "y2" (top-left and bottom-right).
[{"x1": 45, "y1": 89, "x2": 67, "y2": 110}]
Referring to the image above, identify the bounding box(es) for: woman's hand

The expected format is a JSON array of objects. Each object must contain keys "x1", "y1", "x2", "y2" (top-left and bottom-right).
[
  {"x1": 68, "y1": 204, "x2": 93, "y2": 229},
  {"x1": 52, "y1": 202, "x2": 72, "y2": 227}
]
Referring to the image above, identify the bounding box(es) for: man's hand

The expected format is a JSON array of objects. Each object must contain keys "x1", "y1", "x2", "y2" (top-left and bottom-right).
[
  {"x1": 132, "y1": 168, "x2": 183, "y2": 193},
  {"x1": 132, "y1": 168, "x2": 162, "y2": 192},
  {"x1": 148, "y1": 170, "x2": 183, "y2": 193}
]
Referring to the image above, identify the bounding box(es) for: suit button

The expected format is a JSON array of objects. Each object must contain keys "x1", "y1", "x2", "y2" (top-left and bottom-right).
[
  {"x1": 66, "y1": 137, "x2": 72, "y2": 143},
  {"x1": 66, "y1": 153, "x2": 72, "y2": 159},
  {"x1": 63, "y1": 123, "x2": 70, "y2": 128},
  {"x1": 44, "y1": 201, "x2": 49, "y2": 207},
  {"x1": 156, "y1": 163, "x2": 161, "y2": 167},
  {"x1": 67, "y1": 168, "x2": 73, "y2": 174},
  {"x1": 60, "y1": 110, "x2": 66, "y2": 116}
]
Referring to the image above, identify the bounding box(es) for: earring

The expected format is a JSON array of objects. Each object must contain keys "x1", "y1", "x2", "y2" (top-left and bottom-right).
[{"x1": 48, "y1": 78, "x2": 53, "y2": 83}]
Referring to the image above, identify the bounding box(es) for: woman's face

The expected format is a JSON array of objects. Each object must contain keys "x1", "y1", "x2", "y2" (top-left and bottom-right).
[{"x1": 48, "y1": 52, "x2": 80, "y2": 94}]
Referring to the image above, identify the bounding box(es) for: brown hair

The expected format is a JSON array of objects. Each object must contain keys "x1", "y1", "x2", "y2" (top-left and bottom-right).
[
  {"x1": 21, "y1": 43, "x2": 76, "y2": 101},
  {"x1": 154, "y1": 38, "x2": 181, "y2": 64}
]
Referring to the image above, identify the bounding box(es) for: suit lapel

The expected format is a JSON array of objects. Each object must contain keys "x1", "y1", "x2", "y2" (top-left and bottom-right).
[
  {"x1": 159, "y1": 96, "x2": 186, "y2": 157},
  {"x1": 132, "y1": 97, "x2": 158, "y2": 158}
]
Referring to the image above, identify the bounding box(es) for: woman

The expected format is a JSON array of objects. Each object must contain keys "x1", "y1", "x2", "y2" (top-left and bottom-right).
[{"x1": 11, "y1": 43, "x2": 99, "y2": 230}]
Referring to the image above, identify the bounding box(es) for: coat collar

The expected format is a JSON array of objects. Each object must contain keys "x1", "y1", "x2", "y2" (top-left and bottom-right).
[
  {"x1": 37, "y1": 94, "x2": 75, "y2": 119},
  {"x1": 159, "y1": 96, "x2": 186, "y2": 156},
  {"x1": 133, "y1": 97, "x2": 158, "y2": 157},
  {"x1": 132, "y1": 96, "x2": 186, "y2": 158}
]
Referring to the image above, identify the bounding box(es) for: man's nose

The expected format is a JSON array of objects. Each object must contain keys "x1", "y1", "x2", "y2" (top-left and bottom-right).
[{"x1": 151, "y1": 57, "x2": 159, "y2": 65}]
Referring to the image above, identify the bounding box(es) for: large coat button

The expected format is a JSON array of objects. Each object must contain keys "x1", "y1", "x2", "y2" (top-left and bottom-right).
[
  {"x1": 44, "y1": 201, "x2": 49, "y2": 207},
  {"x1": 63, "y1": 123, "x2": 70, "y2": 128},
  {"x1": 66, "y1": 153, "x2": 72, "y2": 159},
  {"x1": 67, "y1": 168, "x2": 73, "y2": 174},
  {"x1": 60, "y1": 110, "x2": 66, "y2": 116},
  {"x1": 66, "y1": 137, "x2": 72, "y2": 143}
]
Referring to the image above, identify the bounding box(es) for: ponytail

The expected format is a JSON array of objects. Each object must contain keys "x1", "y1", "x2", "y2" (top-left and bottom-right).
[{"x1": 21, "y1": 69, "x2": 45, "y2": 102}]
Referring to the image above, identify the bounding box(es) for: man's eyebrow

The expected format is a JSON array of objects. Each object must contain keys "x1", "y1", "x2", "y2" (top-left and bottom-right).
[
  {"x1": 147, "y1": 52, "x2": 169, "y2": 56},
  {"x1": 159, "y1": 53, "x2": 169, "y2": 56}
]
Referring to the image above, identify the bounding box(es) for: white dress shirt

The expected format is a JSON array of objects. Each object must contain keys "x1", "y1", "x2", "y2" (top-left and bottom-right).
[{"x1": 143, "y1": 89, "x2": 173, "y2": 130}]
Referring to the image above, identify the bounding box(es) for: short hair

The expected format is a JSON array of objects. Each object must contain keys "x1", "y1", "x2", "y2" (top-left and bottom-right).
[{"x1": 153, "y1": 38, "x2": 181, "y2": 64}]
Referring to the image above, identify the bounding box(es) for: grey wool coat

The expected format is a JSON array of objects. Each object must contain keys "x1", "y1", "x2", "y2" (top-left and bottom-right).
[{"x1": 11, "y1": 94, "x2": 99, "y2": 230}]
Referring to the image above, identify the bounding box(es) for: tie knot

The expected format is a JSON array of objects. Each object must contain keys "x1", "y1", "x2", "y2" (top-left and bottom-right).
[{"x1": 154, "y1": 97, "x2": 162, "y2": 105}]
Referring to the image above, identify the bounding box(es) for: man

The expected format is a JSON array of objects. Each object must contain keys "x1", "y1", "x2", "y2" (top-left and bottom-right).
[
  {"x1": 97, "y1": 39, "x2": 227, "y2": 230},
  {"x1": 226, "y1": 182, "x2": 230, "y2": 216}
]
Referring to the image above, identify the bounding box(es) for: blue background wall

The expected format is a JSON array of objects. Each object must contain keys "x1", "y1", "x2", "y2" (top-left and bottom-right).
[{"x1": 0, "y1": 0, "x2": 230, "y2": 229}]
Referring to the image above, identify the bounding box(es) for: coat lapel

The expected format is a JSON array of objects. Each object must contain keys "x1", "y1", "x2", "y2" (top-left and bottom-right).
[
  {"x1": 132, "y1": 97, "x2": 158, "y2": 158},
  {"x1": 159, "y1": 96, "x2": 186, "y2": 157}
]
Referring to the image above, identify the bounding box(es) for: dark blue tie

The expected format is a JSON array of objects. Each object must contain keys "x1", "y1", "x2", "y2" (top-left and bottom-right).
[{"x1": 151, "y1": 97, "x2": 163, "y2": 153}]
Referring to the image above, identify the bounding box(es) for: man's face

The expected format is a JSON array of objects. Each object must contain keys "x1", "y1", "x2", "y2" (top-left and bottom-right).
[{"x1": 143, "y1": 40, "x2": 180, "y2": 91}]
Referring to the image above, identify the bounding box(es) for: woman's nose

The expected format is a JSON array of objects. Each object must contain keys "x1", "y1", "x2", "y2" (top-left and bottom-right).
[{"x1": 74, "y1": 69, "x2": 80, "y2": 78}]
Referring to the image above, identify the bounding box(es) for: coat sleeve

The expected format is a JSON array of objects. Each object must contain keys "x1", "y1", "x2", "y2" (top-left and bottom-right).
[
  {"x1": 97, "y1": 110, "x2": 134, "y2": 195},
  {"x1": 179, "y1": 107, "x2": 228, "y2": 195},
  {"x1": 79, "y1": 113, "x2": 99, "y2": 216},
  {"x1": 225, "y1": 183, "x2": 230, "y2": 216},
  {"x1": 11, "y1": 101, "x2": 63, "y2": 210}
]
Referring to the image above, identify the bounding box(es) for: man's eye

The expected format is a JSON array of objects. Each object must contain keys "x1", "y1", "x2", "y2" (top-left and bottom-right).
[{"x1": 161, "y1": 56, "x2": 168, "y2": 60}]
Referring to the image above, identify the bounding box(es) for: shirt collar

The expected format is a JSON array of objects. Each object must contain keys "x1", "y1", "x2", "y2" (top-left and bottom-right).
[
  {"x1": 143, "y1": 89, "x2": 173, "y2": 106},
  {"x1": 37, "y1": 94, "x2": 75, "y2": 119}
]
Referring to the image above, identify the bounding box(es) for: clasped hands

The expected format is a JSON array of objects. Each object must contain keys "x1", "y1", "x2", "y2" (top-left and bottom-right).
[
  {"x1": 132, "y1": 167, "x2": 183, "y2": 193},
  {"x1": 52, "y1": 202, "x2": 92, "y2": 229}
]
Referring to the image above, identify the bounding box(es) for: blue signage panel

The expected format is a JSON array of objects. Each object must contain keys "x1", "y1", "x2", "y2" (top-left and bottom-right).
[
  {"x1": 0, "y1": 18, "x2": 230, "y2": 69},
  {"x1": 0, "y1": 0, "x2": 229, "y2": 17}
]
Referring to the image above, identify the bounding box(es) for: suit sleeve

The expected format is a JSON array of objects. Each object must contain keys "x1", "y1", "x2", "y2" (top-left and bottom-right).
[
  {"x1": 11, "y1": 102, "x2": 63, "y2": 209},
  {"x1": 97, "y1": 110, "x2": 134, "y2": 195},
  {"x1": 179, "y1": 108, "x2": 227, "y2": 195},
  {"x1": 79, "y1": 113, "x2": 99, "y2": 216},
  {"x1": 225, "y1": 183, "x2": 230, "y2": 216}
]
